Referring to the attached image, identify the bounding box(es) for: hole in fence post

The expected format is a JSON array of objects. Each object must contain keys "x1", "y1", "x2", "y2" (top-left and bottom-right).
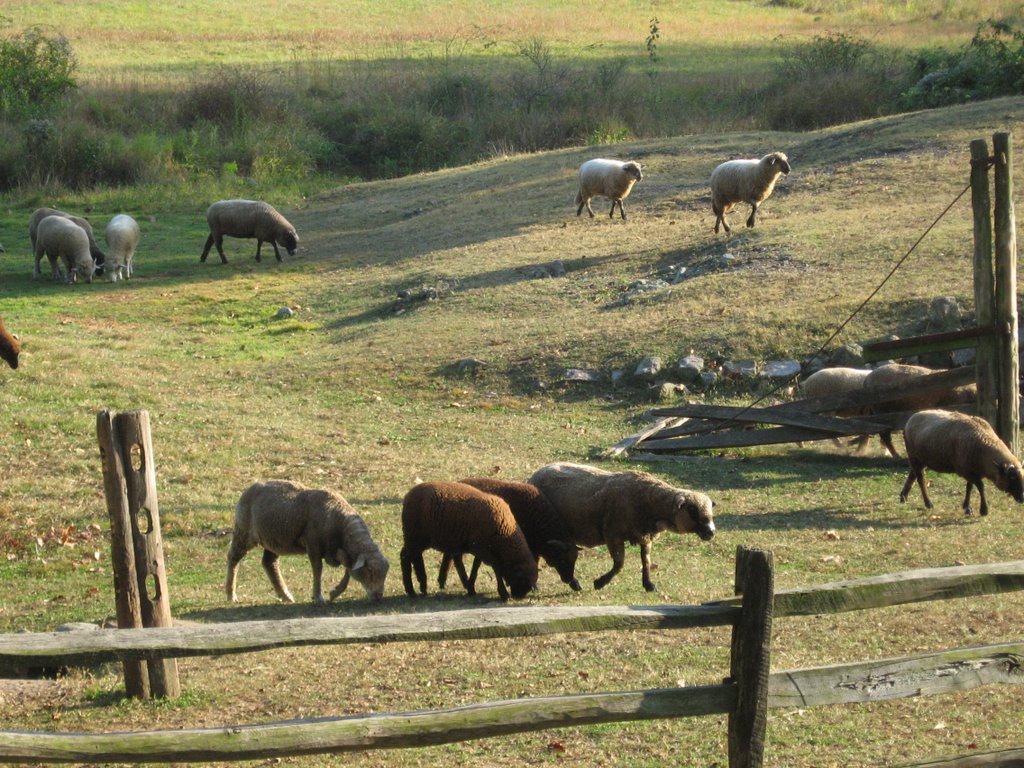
[
  {"x1": 147, "y1": 573, "x2": 160, "y2": 602},
  {"x1": 130, "y1": 443, "x2": 144, "y2": 472},
  {"x1": 137, "y1": 506, "x2": 154, "y2": 535}
]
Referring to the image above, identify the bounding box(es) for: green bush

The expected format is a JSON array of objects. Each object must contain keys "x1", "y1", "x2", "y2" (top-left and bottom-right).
[{"x1": 0, "y1": 26, "x2": 77, "y2": 119}]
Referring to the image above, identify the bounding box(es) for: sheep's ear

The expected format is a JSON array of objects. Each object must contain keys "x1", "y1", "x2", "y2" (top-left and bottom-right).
[{"x1": 351, "y1": 553, "x2": 367, "y2": 572}]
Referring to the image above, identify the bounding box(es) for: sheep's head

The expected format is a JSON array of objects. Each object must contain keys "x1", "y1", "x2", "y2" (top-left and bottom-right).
[
  {"x1": 276, "y1": 229, "x2": 298, "y2": 256},
  {"x1": 766, "y1": 152, "x2": 791, "y2": 176},
  {"x1": 350, "y1": 551, "x2": 390, "y2": 602},
  {"x1": 72, "y1": 258, "x2": 96, "y2": 284},
  {"x1": 665, "y1": 492, "x2": 716, "y2": 541},
  {"x1": 623, "y1": 162, "x2": 643, "y2": 182},
  {"x1": 0, "y1": 326, "x2": 19, "y2": 369},
  {"x1": 995, "y1": 462, "x2": 1024, "y2": 503},
  {"x1": 505, "y1": 559, "x2": 539, "y2": 600}
]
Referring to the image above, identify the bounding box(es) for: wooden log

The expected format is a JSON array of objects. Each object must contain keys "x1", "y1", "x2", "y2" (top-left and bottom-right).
[
  {"x1": 992, "y1": 131, "x2": 1019, "y2": 455},
  {"x1": 768, "y1": 640, "x2": 1024, "y2": 708},
  {"x1": 972, "y1": 137, "x2": 1000, "y2": 433},
  {"x1": 0, "y1": 684, "x2": 736, "y2": 763},
  {"x1": 641, "y1": 403, "x2": 889, "y2": 436},
  {"x1": 861, "y1": 325, "x2": 1003, "y2": 362},
  {"x1": 599, "y1": 416, "x2": 688, "y2": 458},
  {"x1": 638, "y1": 425, "x2": 865, "y2": 452},
  {"x1": 708, "y1": 560, "x2": 1024, "y2": 618},
  {"x1": 728, "y1": 547, "x2": 774, "y2": 768},
  {"x1": 898, "y1": 747, "x2": 1024, "y2": 767},
  {"x1": 0, "y1": 604, "x2": 739, "y2": 668}
]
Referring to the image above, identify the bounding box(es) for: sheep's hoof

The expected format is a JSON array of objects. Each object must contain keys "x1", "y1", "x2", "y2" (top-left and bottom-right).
[{"x1": 643, "y1": 581, "x2": 656, "y2": 593}]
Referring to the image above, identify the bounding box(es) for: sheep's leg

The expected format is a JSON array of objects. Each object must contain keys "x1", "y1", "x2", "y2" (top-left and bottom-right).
[
  {"x1": 449, "y1": 555, "x2": 476, "y2": 595},
  {"x1": 878, "y1": 430, "x2": 900, "y2": 459},
  {"x1": 225, "y1": 537, "x2": 251, "y2": 602},
  {"x1": 437, "y1": 552, "x2": 453, "y2": 590},
  {"x1": 261, "y1": 549, "x2": 295, "y2": 603},
  {"x1": 712, "y1": 203, "x2": 730, "y2": 234},
  {"x1": 914, "y1": 461, "x2": 934, "y2": 509},
  {"x1": 491, "y1": 567, "x2": 510, "y2": 601},
  {"x1": 746, "y1": 202, "x2": 758, "y2": 228},
  {"x1": 964, "y1": 480, "x2": 989, "y2": 516},
  {"x1": 306, "y1": 549, "x2": 327, "y2": 604},
  {"x1": 639, "y1": 538, "x2": 656, "y2": 593},
  {"x1": 594, "y1": 538, "x2": 625, "y2": 590},
  {"x1": 577, "y1": 198, "x2": 595, "y2": 218},
  {"x1": 328, "y1": 569, "x2": 351, "y2": 601},
  {"x1": 400, "y1": 547, "x2": 417, "y2": 597},
  {"x1": 272, "y1": 242, "x2": 283, "y2": 262},
  {"x1": 254, "y1": 240, "x2": 263, "y2": 263},
  {"x1": 200, "y1": 234, "x2": 215, "y2": 263}
]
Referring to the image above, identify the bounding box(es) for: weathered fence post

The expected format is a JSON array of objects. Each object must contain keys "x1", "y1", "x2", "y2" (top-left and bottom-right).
[
  {"x1": 727, "y1": 546, "x2": 774, "y2": 768},
  {"x1": 992, "y1": 131, "x2": 1019, "y2": 455},
  {"x1": 970, "y1": 138, "x2": 998, "y2": 430},
  {"x1": 96, "y1": 409, "x2": 180, "y2": 699}
]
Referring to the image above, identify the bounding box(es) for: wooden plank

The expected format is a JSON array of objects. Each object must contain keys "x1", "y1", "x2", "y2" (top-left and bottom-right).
[
  {"x1": 861, "y1": 325, "x2": 1002, "y2": 362},
  {"x1": 0, "y1": 604, "x2": 738, "y2": 668},
  {"x1": 768, "y1": 640, "x2": 1024, "y2": 708},
  {"x1": 643, "y1": 403, "x2": 889, "y2": 435},
  {"x1": 0, "y1": 684, "x2": 736, "y2": 763},
  {"x1": 898, "y1": 747, "x2": 1024, "y2": 767},
  {"x1": 728, "y1": 547, "x2": 774, "y2": 768},
  {"x1": 708, "y1": 561, "x2": 1024, "y2": 618},
  {"x1": 638, "y1": 425, "x2": 857, "y2": 451},
  {"x1": 599, "y1": 416, "x2": 688, "y2": 458}
]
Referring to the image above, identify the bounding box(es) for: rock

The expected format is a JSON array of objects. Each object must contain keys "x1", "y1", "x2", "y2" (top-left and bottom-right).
[
  {"x1": 762, "y1": 360, "x2": 802, "y2": 381},
  {"x1": 275, "y1": 306, "x2": 295, "y2": 319},
  {"x1": 564, "y1": 368, "x2": 603, "y2": 383},
  {"x1": 634, "y1": 356, "x2": 663, "y2": 382},
  {"x1": 699, "y1": 371, "x2": 719, "y2": 390},
  {"x1": 829, "y1": 342, "x2": 864, "y2": 367},
  {"x1": 653, "y1": 382, "x2": 688, "y2": 402},
  {"x1": 457, "y1": 357, "x2": 487, "y2": 374},
  {"x1": 610, "y1": 370, "x2": 626, "y2": 387},
  {"x1": 721, "y1": 359, "x2": 757, "y2": 379},
  {"x1": 927, "y1": 296, "x2": 962, "y2": 332},
  {"x1": 801, "y1": 353, "x2": 829, "y2": 377},
  {"x1": 618, "y1": 279, "x2": 670, "y2": 305},
  {"x1": 675, "y1": 355, "x2": 704, "y2": 383},
  {"x1": 951, "y1": 347, "x2": 976, "y2": 367},
  {"x1": 548, "y1": 259, "x2": 566, "y2": 278}
]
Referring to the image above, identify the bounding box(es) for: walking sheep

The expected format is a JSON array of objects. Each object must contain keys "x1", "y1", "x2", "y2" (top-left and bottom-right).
[
  {"x1": 29, "y1": 207, "x2": 106, "y2": 272},
  {"x1": 710, "y1": 151, "x2": 790, "y2": 234},
  {"x1": 438, "y1": 477, "x2": 581, "y2": 593},
  {"x1": 103, "y1": 214, "x2": 140, "y2": 282},
  {"x1": 401, "y1": 481, "x2": 538, "y2": 601},
  {"x1": 528, "y1": 462, "x2": 715, "y2": 592},
  {"x1": 899, "y1": 409, "x2": 1024, "y2": 517},
  {"x1": 575, "y1": 158, "x2": 643, "y2": 220},
  {"x1": 863, "y1": 363, "x2": 978, "y2": 457},
  {"x1": 33, "y1": 215, "x2": 96, "y2": 284},
  {"x1": 200, "y1": 199, "x2": 299, "y2": 264},
  {"x1": 226, "y1": 479, "x2": 389, "y2": 604},
  {"x1": 800, "y1": 367, "x2": 883, "y2": 454},
  {"x1": 0, "y1": 314, "x2": 19, "y2": 369}
]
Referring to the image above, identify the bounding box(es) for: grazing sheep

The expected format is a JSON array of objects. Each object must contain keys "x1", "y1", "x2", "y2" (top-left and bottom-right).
[
  {"x1": 226, "y1": 479, "x2": 389, "y2": 604},
  {"x1": 103, "y1": 214, "x2": 140, "y2": 282},
  {"x1": 438, "y1": 477, "x2": 581, "y2": 593},
  {"x1": 33, "y1": 215, "x2": 96, "y2": 284},
  {"x1": 29, "y1": 207, "x2": 106, "y2": 273},
  {"x1": 899, "y1": 409, "x2": 1024, "y2": 517},
  {"x1": 200, "y1": 199, "x2": 298, "y2": 264},
  {"x1": 710, "y1": 151, "x2": 791, "y2": 234},
  {"x1": 0, "y1": 314, "x2": 19, "y2": 369},
  {"x1": 528, "y1": 462, "x2": 715, "y2": 592},
  {"x1": 401, "y1": 481, "x2": 538, "y2": 601},
  {"x1": 799, "y1": 367, "x2": 884, "y2": 454},
  {"x1": 574, "y1": 158, "x2": 643, "y2": 220},
  {"x1": 863, "y1": 363, "x2": 978, "y2": 457}
]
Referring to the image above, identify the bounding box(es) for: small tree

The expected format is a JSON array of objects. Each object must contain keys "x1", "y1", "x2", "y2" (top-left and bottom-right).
[{"x1": 0, "y1": 26, "x2": 77, "y2": 118}]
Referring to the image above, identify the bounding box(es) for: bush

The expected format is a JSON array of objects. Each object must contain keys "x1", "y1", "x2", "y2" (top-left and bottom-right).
[{"x1": 0, "y1": 26, "x2": 77, "y2": 119}]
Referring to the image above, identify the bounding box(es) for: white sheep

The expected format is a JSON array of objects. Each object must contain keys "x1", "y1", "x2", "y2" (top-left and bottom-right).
[
  {"x1": 799, "y1": 367, "x2": 882, "y2": 454},
  {"x1": 226, "y1": 479, "x2": 390, "y2": 604},
  {"x1": 28, "y1": 207, "x2": 106, "y2": 274},
  {"x1": 103, "y1": 214, "x2": 140, "y2": 282},
  {"x1": 33, "y1": 215, "x2": 96, "y2": 284},
  {"x1": 899, "y1": 409, "x2": 1024, "y2": 517},
  {"x1": 574, "y1": 158, "x2": 643, "y2": 220},
  {"x1": 200, "y1": 199, "x2": 298, "y2": 264},
  {"x1": 709, "y1": 151, "x2": 790, "y2": 234},
  {"x1": 528, "y1": 462, "x2": 715, "y2": 592}
]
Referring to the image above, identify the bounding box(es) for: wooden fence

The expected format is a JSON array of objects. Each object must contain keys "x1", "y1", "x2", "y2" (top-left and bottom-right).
[{"x1": 1, "y1": 553, "x2": 1023, "y2": 766}]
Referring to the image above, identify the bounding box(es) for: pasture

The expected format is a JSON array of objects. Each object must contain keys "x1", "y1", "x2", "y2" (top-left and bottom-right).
[{"x1": 1, "y1": 2, "x2": 1024, "y2": 766}]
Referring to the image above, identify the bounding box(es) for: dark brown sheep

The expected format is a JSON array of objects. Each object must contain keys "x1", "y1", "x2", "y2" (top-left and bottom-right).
[
  {"x1": 0, "y1": 315, "x2": 19, "y2": 369},
  {"x1": 401, "y1": 481, "x2": 538, "y2": 601}
]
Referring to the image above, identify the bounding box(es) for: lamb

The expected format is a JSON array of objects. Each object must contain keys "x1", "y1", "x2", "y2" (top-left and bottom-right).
[
  {"x1": 400, "y1": 480, "x2": 538, "y2": 601},
  {"x1": 226, "y1": 479, "x2": 389, "y2": 604},
  {"x1": 33, "y1": 215, "x2": 96, "y2": 284},
  {"x1": 0, "y1": 314, "x2": 19, "y2": 369},
  {"x1": 200, "y1": 199, "x2": 299, "y2": 264},
  {"x1": 899, "y1": 409, "x2": 1024, "y2": 517},
  {"x1": 28, "y1": 207, "x2": 106, "y2": 274},
  {"x1": 863, "y1": 363, "x2": 978, "y2": 457},
  {"x1": 574, "y1": 158, "x2": 643, "y2": 220},
  {"x1": 437, "y1": 477, "x2": 581, "y2": 593},
  {"x1": 528, "y1": 462, "x2": 715, "y2": 592},
  {"x1": 103, "y1": 214, "x2": 140, "y2": 282},
  {"x1": 710, "y1": 151, "x2": 791, "y2": 234}
]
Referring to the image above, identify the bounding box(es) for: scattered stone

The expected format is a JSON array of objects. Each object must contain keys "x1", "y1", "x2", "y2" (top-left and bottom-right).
[
  {"x1": 457, "y1": 357, "x2": 487, "y2": 375},
  {"x1": 275, "y1": 306, "x2": 295, "y2": 319},
  {"x1": 563, "y1": 368, "x2": 603, "y2": 383},
  {"x1": 762, "y1": 360, "x2": 802, "y2": 381},
  {"x1": 614, "y1": 279, "x2": 670, "y2": 306},
  {"x1": 927, "y1": 296, "x2": 962, "y2": 332},
  {"x1": 634, "y1": 356, "x2": 663, "y2": 382},
  {"x1": 722, "y1": 359, "x2": 757, "y2": 379},
  {"x1": 829, "y1": 342, "x2": 864, "y2": 367},
  {"x1": 951, "y1": 347, "x2": 976, "y2": 367},
  {"x1": 699, "y1": 371, "x2": 719, "y2": 389},
  {"x1": 675, "y1": 355, "x2": 704, "y2": 383},
  {"x1": 610, "y1": 370, "x2": 626, "y2": 387},
  {"x1": 653, "y1": 382, "x2": 688, "y2": 402}
]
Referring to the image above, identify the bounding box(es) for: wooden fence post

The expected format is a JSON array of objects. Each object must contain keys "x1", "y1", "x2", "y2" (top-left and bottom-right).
[
  {"x1": 727, "y1": 546, "x2": 774, "y2": 768},
  {"x1": 970, "y1": 138, "x2": 998, "y2": 430},
  {"x1": 992, "y1": 131, "x2": 1019, "y2": 455},
  {"x1": 96, "y1": 409, "x2": 180, "y2": 699}
]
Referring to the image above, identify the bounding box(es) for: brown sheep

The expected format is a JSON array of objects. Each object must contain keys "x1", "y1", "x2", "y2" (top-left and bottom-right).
[
  {"x1": 401, "y1": 481, "x2": 537, "y2": 601},
  {"x1": 0, "y1": 315, "x2": 20, "y2": 369},
  {"x1": 899, "y1": 409, "x2": 1024, "y2": 517},
  {"x1": 201, "y1": 199, "x2": 298, "y2": 264},
  {"x1": 528, "y1": 462, "x2": 715, "y2": 592}
]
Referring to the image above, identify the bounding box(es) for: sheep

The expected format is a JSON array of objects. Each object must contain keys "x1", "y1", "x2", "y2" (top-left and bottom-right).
[
  {"x1": 103, "y1": 214, "x2": 140, "y2": 282},
  {"x1": 863, "y1": 363, "x2": 978, "y2": 458},
  {"x1": 200, "y1": 199, "x2": 299, "y2": 264},
  {"x1": 799, "y1": 367, "x2": 883, "y2": 454},
  {"x1": 226, "y1": 479, "x2": 389, "y2": 605},
  {"x1": 28, "y1": 207, "x2": 106, "y2": 275},
  {"x1": 33, "y1": 215, "x2": 96, "y2": 284},
  {"x1": 527, "y1": 462, "x2": 715, "y2": 592},
  {"x1": 710, "y1": 151, "x2": 791, "y2": 234},
  {"x1": 899, "y1": 409, "x2": 1024, "y2": 517},
  {"x1": 437, "y1": 477, "x2": 581, "y2": 593},
  {"x1": 574, "y1": 158, "x2": 643, "y2": 220},
  {"x1": 400, "y1": 480, "x2": 538, "y2": 601},
  {"x1": 0, "y1": 314, "x2": 19, "y2": 369}
]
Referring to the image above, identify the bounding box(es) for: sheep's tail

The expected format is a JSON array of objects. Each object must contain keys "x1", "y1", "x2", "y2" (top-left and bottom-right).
[{"x1": 573, "y1": 190, "x2": 583, "y2": 206}]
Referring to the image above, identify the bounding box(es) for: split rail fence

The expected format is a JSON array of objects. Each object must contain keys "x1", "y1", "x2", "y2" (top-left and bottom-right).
[{"x1": 1, "y1": 552, "x2": 1023, "y2": 767}]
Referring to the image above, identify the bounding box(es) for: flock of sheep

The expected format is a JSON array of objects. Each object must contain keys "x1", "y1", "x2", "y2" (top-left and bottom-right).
[{"x1": 225, "y1": 464, "x2": 716, "y2": 605}]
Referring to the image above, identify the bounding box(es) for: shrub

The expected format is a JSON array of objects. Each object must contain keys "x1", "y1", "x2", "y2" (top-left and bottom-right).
[{"x1": 0, "y1": 26, "x2": 77, "y2": 118}]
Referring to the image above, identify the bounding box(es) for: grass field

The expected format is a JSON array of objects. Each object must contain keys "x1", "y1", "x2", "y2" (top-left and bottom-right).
[{"x1": 1, "y1": 2, "x2": 1024, "y2": 766}]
